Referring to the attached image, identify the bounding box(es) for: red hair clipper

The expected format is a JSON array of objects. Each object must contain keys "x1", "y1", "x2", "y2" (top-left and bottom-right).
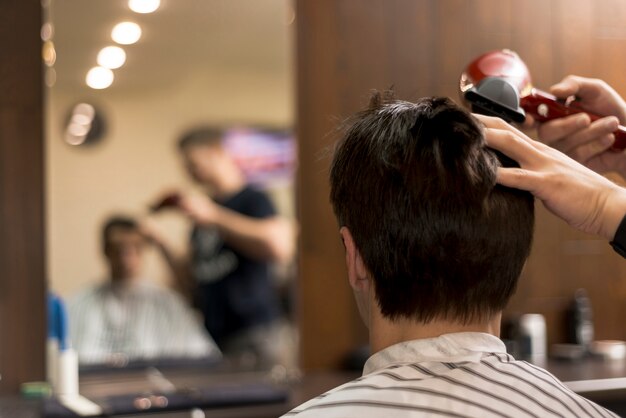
[{"x1": 460, "y1": 49, "x2": 626, "y2": 150}]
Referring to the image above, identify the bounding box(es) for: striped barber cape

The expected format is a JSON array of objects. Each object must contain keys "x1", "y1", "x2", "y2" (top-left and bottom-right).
[
  {"x1": 68, "y1": 280, "x2": 221, "y2": 364},
  {"x1": 283, "y1": 333, "x2": 617, "y2": 418}
]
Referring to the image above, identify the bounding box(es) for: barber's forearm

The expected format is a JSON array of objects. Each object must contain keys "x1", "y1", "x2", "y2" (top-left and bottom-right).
[
  {"x1": 154, "y1": 241, "x2": 194, "y2": 299},
  {"x1": 211, "y1": 208, "x2": 294, "y2": 262}
]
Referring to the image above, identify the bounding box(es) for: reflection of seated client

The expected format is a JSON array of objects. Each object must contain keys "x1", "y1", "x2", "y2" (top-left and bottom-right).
[{"x1": 69, "y1": 216, "x2": 220, "y2": 365}]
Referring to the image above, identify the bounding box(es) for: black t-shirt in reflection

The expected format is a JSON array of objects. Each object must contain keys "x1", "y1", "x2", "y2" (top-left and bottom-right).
[{"x1": 191, "y1": 186, "x2": 280, "y2": 346}]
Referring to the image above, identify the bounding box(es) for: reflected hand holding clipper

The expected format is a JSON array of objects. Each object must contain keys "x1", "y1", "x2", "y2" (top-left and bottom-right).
[
  {"x1": 460, "y1": 49, "x2": 626, "y2": 150},
  {"x1": 150, "y1": 192, "x2": 182, "y2": 213}
]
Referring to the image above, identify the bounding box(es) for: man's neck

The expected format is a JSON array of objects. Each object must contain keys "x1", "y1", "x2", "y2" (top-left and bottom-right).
[
  {"x1": 109, "y1": 275, "x2": 142, "y2": 291},
  {"x1": 369, "y1": 312, "x2": 502, "y2": 354},
  {"x1": 209, "y1": 172, "x2": 246, "y2": 201}
]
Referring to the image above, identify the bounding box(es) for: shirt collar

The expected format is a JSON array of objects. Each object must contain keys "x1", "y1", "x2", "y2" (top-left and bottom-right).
[{"x1": 363, "y1": 332, "x2": 507, "y2": 375}]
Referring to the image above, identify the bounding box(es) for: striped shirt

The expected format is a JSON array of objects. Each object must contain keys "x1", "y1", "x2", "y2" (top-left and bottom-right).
[
  {"x1": 283, "y1": 333, "x2": 618, "y2": 418},
  {"x1": 69, "y1": 280, "x2": 221, "y2": 364}
]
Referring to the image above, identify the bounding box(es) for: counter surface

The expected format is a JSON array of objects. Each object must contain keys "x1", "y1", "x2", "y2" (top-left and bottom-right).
[{"x1": 4, "y1": 357, "x2": 626, "y2": 417}]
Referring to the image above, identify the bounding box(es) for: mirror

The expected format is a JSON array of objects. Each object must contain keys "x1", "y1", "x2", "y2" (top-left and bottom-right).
[{"x1": 45, "y1": 0, "x2": 296, "y2": 373}]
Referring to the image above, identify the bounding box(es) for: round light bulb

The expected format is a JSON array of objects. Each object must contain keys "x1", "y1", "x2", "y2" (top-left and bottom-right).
[
  {"x1": 71, "y1": 103, "x2": 95, "y2": 125},
  {"x1": 42, "y1": 40, "x2": 56, "y2": 66},
  {"x1": 41, "y1": 22, "x2": 54, "y2": 41},
  {"x1": 68, "y1": 122, "x2": 90, "y2": 137},
  {"x1": 86, "y1": 66, "x2": 114, "y2": 89},
  {"x1": 97, "y1": 46, "x2": 126, "y2": 69},
  {"x1": 111, "y1": 22, "x2": 142, "y2": 45},
  {"x1": 128, "y1": 0, "x2": 160, "y2": 14}
]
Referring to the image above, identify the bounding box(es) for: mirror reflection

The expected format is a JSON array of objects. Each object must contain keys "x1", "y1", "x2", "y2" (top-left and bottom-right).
[
  {"x1": 46, "y1": 0, "x2": 296, "y2": 372},
  {"x1": 68, "y1": 214, "x2": 222, "y2": 365}
]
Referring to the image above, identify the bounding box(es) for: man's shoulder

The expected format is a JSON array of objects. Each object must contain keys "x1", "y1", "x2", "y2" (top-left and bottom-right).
[
  {"x1": 227, "y1": 186, "x2": 276, "y2": 217},
  {"x1": 282, "y1": 356, "x2": 617, "y2": 417},
  {"x1": 239, "y1": 185, "x2": 269, "y2": 198},
  {"x1": 133, "y1": 282, "x2": 187, "y2": 306},
  {"x1": 227, "y1": 185, "x2": 268, "y2": 203},
  {"x1": 67, "y1": 283, "x2": 109, "y2": 325},
  {"x1": 68, "y1": 283, "x2": 105, "y2": 306}
]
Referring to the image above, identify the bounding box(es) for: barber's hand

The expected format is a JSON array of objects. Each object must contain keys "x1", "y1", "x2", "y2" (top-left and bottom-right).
[
  {"x1": 138, "y1": 216, "x2": 167, "y2": 246},
  {"x1": 476, "y1": 114, "x2": 626, "y2": 242},
  {"x1": 533, "y1": 75, "x2": 626, "y2": 176},
  {"x1": 178, "y1": 194, "x2": 221, "y2": 226}
]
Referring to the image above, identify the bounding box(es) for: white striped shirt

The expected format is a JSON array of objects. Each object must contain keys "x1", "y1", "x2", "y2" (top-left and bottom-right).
[
  {"x1": 69, "y1": 280, "x2": 221, "y2": 364},
  {"x1": 283, "y1": 333, "x2": 618, "y2": 418}
]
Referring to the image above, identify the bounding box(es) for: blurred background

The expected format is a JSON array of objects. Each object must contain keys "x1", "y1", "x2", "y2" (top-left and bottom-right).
[{"x1": 3, "y1": 0, "x2": 626, "y2": 411}]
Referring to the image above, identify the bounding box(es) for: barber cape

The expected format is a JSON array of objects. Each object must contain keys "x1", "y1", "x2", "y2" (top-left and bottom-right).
[
  {"x1": 283, "y1": 333, "x2": 617, "y2": 418},
  {"x1": 69, "y1": 280, "x2": 220, "y2": 364}
]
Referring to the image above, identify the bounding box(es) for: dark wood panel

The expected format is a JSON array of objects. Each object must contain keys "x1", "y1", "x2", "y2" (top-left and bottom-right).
[
  {"x1": 297, "y1": 0, "x2": 626, "y2": 370},
  {"x1": 296, "y1": 0, "x2": 362, "y2": 370},
  {"x1": 383, "y1": 0, "x2": 437, "y2": 100},
  {"x1": 552, "y1": 0, "x2": 594, "y2": 77},
  {"x1": 0, "y1": 0, "x2": 46, "y2": 394},
  {"x1": 297, "y1": 0, "x2": 447, "y2": 370}
]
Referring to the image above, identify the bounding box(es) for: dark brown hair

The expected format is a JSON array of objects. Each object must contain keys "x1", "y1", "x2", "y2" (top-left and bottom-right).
[
  {"x1": 329, "y1": 93, "x2": 534, "y2": 324},
  {"x1": 177, "y1": 127, "x2": 224, "y2": 150},
  {"x1": 102, "y1": 216, "x2": 139, "y2": 252}
]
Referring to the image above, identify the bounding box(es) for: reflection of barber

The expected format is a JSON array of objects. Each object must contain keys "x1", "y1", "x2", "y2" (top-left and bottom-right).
[
  {"x1": 477, "y1": 114, "x2": 626, "y2": 254},
  {"x1": 151, "y1": 128, "x2": 294, "y2": 364},
  {"x1": 529, "y1": 75, "x2": 626, "y2": 176}
]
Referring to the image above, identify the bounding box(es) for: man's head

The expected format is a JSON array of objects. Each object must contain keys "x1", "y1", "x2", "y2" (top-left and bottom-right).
[
  {"x1": 330, "y1": 93, "x2": 534, "y2": 326},
  {"x1": 178, "y1": 127, "x2": 233, "y2": 187},
  {"x1": 102, "y1": 216, "x2": 146, "y2": 281}
]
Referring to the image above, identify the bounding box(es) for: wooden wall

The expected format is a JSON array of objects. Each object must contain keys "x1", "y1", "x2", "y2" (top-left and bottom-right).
[
  {"x1": 297, "y1": 0, "x2": 626, "y2": 370},
  {"x1": 0, "y1": 0, "x2": 46, "y2": 394}
]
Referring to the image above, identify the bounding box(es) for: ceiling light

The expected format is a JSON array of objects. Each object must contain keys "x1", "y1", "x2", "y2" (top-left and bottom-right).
[
  {"x1": 111, "y1": 22, "x2": 142, "y2": 45},
  {"x1": 68, "y1": 122, "x2": 90, "y2": 137},
  {"x1": 97, "y1": 46, "x2": 126, "y2": 69},
  {"x1": 41, "y1": 22, "x2": 54, "y2": 41},
  {"x1": 71, "y1": 103, "x2": 96, "y2": 125},
  {"x1": 42, "y1": 40, "x2": 56, "y2": 66},
  {"x1": 128, "y1": 0, "x2": 160, "y2": 14},
  {"x1": 86, "y1": 66, "x2": 114, "y2": 89}
]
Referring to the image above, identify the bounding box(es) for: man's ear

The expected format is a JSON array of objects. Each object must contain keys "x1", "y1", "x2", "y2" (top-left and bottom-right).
[{"x1": 339, "y1": 226, "x2": 369, "y2": 292}]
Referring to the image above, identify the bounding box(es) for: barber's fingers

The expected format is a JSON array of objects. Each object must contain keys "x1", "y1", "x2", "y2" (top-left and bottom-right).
[
  {"x1": 553, "y1": 116, "x2": 617, "y2": 152},
  {"x1": 474, "y1": 114, "x2": 529, "y2": 138},
  {"x1": 587, "y1": 148, "x2": 626, "y2": 175},
  {"x1": 568, "y1": 133, "x2": 615, "y2": 164},
  {"x1": 550, "y1": 75, "x2": 604, "y2": 101},
  {"x1": 537, "y1": 113, "x2": 591, "y2": 144},
  {"x1": 539, "y1": 116, "x2": 617, "y2": 163},
  {"x1": 550, "y1": 75, "x2": 582, "y2": 99},
  {"x1": 474, "y1": 113, "x2": 541, "y2": 149},
  {"x1": 483, "y1": 127, "x2": 545, "y2": 166},
  {"x1": 521, "y1": 114, "x2": 536, "y2": 130},
  {"x1": 496, "y1": 167, "x2": 540, "y2": 193}
]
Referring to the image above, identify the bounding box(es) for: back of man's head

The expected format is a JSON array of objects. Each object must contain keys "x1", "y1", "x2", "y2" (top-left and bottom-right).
[{"x1": 330, "y1": 93, "x2": 534, "y2": 324}]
